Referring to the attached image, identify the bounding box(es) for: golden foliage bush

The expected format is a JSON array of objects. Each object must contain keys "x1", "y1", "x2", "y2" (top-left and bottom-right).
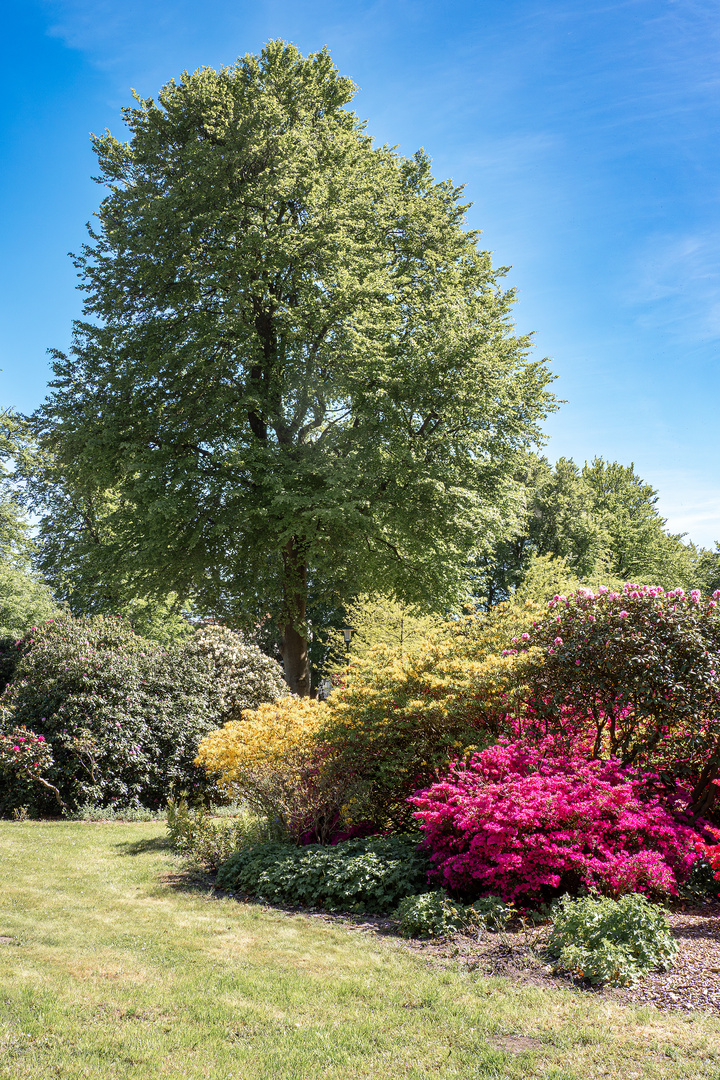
[
  {"x1": 194, "y1": 698, "x2": 346, "y2": 841},
  {"x1": 316, "y1": 601, "x2": 543, "y2": 831},
  {"x1": 196, "y1": 698, "x2": 326, "y2": 783}
]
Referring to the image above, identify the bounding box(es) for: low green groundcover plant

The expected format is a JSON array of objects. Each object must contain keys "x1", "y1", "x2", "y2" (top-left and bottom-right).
[
  {"x1": 547, "y1": 892, "x2": 678, "y2": 987},
  {"x1": 216, "y1": 835, "x2": 430, "y2": 914},
  {"x1": 396, "y1": 891, "x2": 514, "y2": 938},
  {"x1": 396, "y1": 891, "x2": 471, "y2": 938}
]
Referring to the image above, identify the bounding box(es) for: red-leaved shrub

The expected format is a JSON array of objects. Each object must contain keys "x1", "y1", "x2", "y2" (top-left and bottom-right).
[{"x1": 409, "y1": 739, "x2": 701, "y2": 903}]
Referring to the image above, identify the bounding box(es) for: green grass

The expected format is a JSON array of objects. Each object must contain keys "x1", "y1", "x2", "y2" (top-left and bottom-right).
[{"x1": 1, "y1": 822, "x2": 719, "y2": 1079}]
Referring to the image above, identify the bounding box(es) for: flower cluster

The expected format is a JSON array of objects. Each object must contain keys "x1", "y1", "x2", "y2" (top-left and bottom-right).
[
  {"x1": 0, "y1": 724, "x2": 53, "y2": 776},
  {"x1": 409, "y1": 738, "x2": 701, "y2": 903},
  {"x1": 184, "y1": 624, "x2": 288, "y2": 722}
]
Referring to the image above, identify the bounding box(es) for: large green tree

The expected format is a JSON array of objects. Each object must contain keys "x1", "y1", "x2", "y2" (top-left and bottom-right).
[{"x1": 35, "y1": 42, "x2": 554, "y2": 694}]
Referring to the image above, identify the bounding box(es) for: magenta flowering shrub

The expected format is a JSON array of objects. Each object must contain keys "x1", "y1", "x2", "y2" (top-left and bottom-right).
[
  {"x1": 506, "y1": 583, "x2": 720, "y2": 817},
  {"x1": 409, "y1": 739, "x2": 701, "y2": 903}
]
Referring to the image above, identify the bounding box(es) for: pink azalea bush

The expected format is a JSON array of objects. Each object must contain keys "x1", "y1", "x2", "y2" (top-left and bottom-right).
[{"x1": 409, "y1": 738, "x2": 701, "y2": 903}]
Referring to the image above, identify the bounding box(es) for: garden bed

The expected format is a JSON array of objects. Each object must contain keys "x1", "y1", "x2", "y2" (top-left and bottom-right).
[{"x1": 302, "y1": 901, "x2": 720, "y2": 1016}]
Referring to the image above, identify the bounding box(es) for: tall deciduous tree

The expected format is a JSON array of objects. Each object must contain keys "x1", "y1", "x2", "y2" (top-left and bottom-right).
[{"x1": 35, "y1": 42, "x2": 555, "y2": 694}]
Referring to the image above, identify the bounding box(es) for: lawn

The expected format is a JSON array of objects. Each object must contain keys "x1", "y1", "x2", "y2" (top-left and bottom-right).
[{"x1": 1, "y1": 820, "x2": 719, "y2": 1079}]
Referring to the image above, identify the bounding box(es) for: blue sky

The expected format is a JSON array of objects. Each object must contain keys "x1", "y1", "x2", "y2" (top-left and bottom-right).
[{"x1": 2, "y1": 0, "x2": 719, "y2": 546}]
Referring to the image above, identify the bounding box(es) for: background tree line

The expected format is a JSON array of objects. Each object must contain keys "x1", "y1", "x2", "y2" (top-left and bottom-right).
[{"x1": 2, "y1": 400, "x2": 718, "y2": 683}]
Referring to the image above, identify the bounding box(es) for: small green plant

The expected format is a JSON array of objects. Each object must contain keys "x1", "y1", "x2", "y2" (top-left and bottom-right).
[
  {"x1": 166, "y1": 797, "x2": 266, "y2": 870},
  {"x1": 216, "y1": 835, "x2": 430, "y2": 913},
  {"x1": 396, "y1": 891, "x2": 514, "y2": 938},
  {"x1": 469, "y1": 895, "x2": 514, "y2": 930},
  {"x1": 396, "y1": 891, "x2": 471, "y2": 938},
  {"x1": 548, "y1": 892, "x2": 678, "y2": 986}
]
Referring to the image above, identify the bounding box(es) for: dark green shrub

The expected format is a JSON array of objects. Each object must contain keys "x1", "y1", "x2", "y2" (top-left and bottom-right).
[
  {"x1": 548, "y1": 892, "x2": 678, "y2": 986},
  {"x1": 216, "y1": 835, "x2": 431, "y2": 913},
  {"x1": 0, "y1": 616, "x2": 219, "y2": 814},
  {"x1": 680, "y1": 856, "x2": 720, "y2": 901}
]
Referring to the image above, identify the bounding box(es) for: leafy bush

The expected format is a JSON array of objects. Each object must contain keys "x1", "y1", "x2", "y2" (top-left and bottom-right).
[
  {"x1": 0, "y1": 615, "x2": 220, "y2": 814},
  {"x1": 216, "y1": 835, "x2": 431, "y2": 913},
  {"x1": 195, "y1": 698, "x2": 349, "y2": 841},
  {"x1": 314, "y1": 603, "x2": 539, "y2": 831},
  {"x1": 469, "y1": 895, "x2": 515, "y2": 930},
  {"x1": 548, "y1": 893, "x2": 678, "y2": 986},
  {"x1": 0, "y1": 637, "x2": 22, "y2": 694},
  {"x1": 410, "y1": 738, "x2": 701, "y2": 903},
  {"x1": 511, "y1": 583, "x2": 720, "y2": 817},
  {"x1": 396, "y1": 891, "x2": 513, "y2": 938},
  {"x1": 396, "y1": 891, "x2": 471, "y2": 938},
  {"x1": 183, "y1": 624, "x2": 288, "y2": 722},
  {"x1": 166, "y1": 797, "x2": 265, "y2": 870}
]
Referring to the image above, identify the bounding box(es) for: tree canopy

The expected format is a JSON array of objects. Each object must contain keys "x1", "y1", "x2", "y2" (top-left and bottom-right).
[{"x1": 33, "y1": 41, "x2": 555, "y2": 693}]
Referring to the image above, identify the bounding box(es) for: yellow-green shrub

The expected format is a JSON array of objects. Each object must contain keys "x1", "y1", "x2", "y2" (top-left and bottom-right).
[
  {"x1": 195, "y1": 698, "x2": 345, "y2": 841},
  {"x1": 196, "y1": 604, "x2": 542, "y2": 840},
  {"x1": 316, "y1": 602, "x2": 541, "y2": 831}
]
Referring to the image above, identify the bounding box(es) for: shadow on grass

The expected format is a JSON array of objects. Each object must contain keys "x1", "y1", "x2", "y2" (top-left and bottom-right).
[
  {"x1": 157, "y1": 864, "x2": 233, "y2": 902},
  {"x1": 114, "y1": 835, "x2": 175, "y2": 855}
]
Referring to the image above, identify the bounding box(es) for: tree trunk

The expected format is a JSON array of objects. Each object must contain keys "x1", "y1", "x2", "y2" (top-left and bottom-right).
[{"x1": 281, "y1": 538, "x2": 311, "y2": 697}]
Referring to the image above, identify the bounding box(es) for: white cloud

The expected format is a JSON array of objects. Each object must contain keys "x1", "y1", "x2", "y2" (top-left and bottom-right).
[{"x1": 626, "y1": 231, "x2": 720, "y2": 342}]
